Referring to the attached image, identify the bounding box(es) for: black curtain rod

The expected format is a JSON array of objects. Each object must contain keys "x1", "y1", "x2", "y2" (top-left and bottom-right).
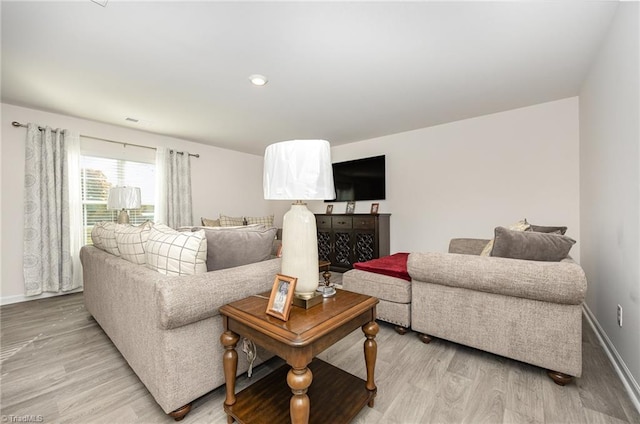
[{"x1": 11, "y1": 121, "x2": 200, "y2": 158}]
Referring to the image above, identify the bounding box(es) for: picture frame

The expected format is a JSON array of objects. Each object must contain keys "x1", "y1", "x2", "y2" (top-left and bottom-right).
[
  {"x1": 266, "y1": 274, "x2": 297, "y2": 321},
  {"x1": 326, "y1": 204, "x2": 333, "y2": 215},
  {"x1": 370, "y1": 203, "x2": 379, "y2": 215},
  {"x1": 346, "y1": 201, "x2": 356, "y2": 214}
]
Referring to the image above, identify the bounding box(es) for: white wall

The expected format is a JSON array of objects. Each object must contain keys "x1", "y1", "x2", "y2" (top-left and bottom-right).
[
  {"x1": 310, "y1": 98, "x2": 580, "y2": 261},
  {"x1": 579, "y1": 2, "x2": 639, "y2": 401},
  {"x1": 1, "y1": 103, "x2": 277, "y2": 303}
]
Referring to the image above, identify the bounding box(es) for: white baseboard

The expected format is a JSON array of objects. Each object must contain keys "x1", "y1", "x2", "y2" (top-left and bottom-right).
[
  {"x1": 1, "y1": 288, "x2": 83, "y2": 306},
  {"x1": 583, "y1": 304, "x2": 640, "y2": 414}
]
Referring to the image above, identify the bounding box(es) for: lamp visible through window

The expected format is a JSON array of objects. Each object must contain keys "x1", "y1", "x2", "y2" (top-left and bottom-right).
[{"x1": 107, "y1": 186, "x2": 141, "y2": 224}]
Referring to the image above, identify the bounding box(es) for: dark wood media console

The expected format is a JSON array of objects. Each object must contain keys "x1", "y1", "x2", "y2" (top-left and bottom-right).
[{"x1": 316, "y1": 213, "x2": 390, "y2": 272}]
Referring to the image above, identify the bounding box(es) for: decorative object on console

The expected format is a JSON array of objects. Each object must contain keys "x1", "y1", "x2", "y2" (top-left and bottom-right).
[
  {"x1": 107, "y1": 186, "x2": 141, "y2": 224},
  {"x1": 326, "y1": 204, "x2": 333, "y2": 214},
  {"x1": 263, "y1": 139, "x2": 335, "y2": 299},
  {"x1": 370, "y1": 203, "x2": 379, "y2": 214},
  {"x1": 346, "y1": 201, "x2": 355, "y2": 214}
]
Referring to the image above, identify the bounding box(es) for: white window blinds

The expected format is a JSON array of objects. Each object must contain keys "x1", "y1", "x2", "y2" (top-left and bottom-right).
[{"x1": 80, "y1": 155, "x2": 155, "y2": 245}]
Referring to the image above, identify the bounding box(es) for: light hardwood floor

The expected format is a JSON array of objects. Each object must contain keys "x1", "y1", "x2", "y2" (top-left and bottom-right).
[{"x1": 1, "y1": 293, "x2": 638, "y2": 424}]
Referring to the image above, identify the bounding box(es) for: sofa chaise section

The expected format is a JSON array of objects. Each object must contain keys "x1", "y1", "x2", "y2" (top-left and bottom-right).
[{"x1": 408, "y1": 238, "x2": 587, "y2": 384}]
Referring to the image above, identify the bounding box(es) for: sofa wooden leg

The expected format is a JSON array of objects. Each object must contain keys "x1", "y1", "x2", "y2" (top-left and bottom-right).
[
  {"x1": 394, "y1": 326, "x2": 409, "y2": 335},
  {"x1": 417, "y1": 333, "x2": 432, "y2": 344},
  {"x1": 168, "y1": 403, "x2": 192, "y2": 421},
  {"x1": 547, "y1": 371, "x2": 573, "y2": 386}
]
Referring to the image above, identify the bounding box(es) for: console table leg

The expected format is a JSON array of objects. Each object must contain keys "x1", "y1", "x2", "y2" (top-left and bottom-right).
[
  {"x1": 221, "y1": 330, "x2": 240, "y2": 418},
  {"x1": 287, "y1": 366, "x2": 313, "y2": 424},
  {"x1": 362, "y1": 321, "x2": 379, "y2": 407}
]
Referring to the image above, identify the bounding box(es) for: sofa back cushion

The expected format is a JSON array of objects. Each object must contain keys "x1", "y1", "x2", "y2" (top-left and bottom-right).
[
  {"x1": 146, "y1": 224, "x2": 207, "y2": 276},
  {"x1": 193, "y1": 225, "x2": 278, "y2": 271},
  {"x1": 219, "y1": 214, "x2": 245, "y2": 226},
  {"x1": 115, "y1": 221, "x2": 153, "y2": 264},
  {"x1": 91, "y1": 222, "x2": 120, "y2": 256},
  {"x1": 490, "y1": 226, "x2": 576, "y2": 262}
]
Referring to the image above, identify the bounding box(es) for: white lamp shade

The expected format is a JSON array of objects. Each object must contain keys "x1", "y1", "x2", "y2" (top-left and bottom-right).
[
  {"x1": 263, "y1": 139, "x2": 335, "y2": 200},
  {"x1": 107, "y1": 186, "x2": 141, "y2": 210}
]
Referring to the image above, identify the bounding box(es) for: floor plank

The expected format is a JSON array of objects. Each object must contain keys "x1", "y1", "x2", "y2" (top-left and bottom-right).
[{"x1": 1, "y1": 292, "x2": 638, "y2": 424}]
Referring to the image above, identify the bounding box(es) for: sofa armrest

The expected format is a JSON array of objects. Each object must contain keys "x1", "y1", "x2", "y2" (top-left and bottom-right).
[
  {"x1": 407, "y1": 252, "x2": 587, "y2": 305},
  {"x1": 448, "y1": 238, "x2": 490, "y2": 255},
  {"x1": 156, "y1": 258, "x2": 281, "y2": 330}
]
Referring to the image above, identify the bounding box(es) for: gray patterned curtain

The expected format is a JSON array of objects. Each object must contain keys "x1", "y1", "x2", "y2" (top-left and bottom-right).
[
  {"x1": 23, "y1": 124, "x2": 82, "y2": 295},
  {"x1": 155, "y1": 147, "x2": 193, "y2": 228}
]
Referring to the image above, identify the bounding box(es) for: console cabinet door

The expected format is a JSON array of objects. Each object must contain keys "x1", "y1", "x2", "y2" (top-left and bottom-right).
[{"x1": 316, "y1": 213, "x2": 390, "y2": 272}]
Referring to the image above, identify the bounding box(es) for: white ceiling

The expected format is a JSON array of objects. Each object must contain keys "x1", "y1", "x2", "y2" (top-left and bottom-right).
[{"x1": 1, "y1": 1, "x2": 619, "y2": 155}]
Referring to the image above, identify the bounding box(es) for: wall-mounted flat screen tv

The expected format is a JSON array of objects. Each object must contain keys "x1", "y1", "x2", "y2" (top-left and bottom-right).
[{"x1": 329, "y1": 155, "x2": 386, "y2": 202}]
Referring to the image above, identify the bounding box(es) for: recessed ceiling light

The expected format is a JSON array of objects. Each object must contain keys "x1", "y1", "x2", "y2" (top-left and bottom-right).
[{"x1": 249, "y1": 74, "x2": 268, "y2": 86}]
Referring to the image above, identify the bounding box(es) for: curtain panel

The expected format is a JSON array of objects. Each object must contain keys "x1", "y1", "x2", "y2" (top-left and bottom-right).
[
  {"x1": 23, "y1": 124, "x2": 82, "y2": 296},
  {"x1": 155, "y1": 148, "x2": 193, "y2": 228}
]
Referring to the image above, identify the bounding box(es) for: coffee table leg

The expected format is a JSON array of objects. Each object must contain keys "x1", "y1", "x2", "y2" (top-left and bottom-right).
[
  {"x1": 287, "y1": 366, "x2": 313, "y2": 424},
  {"x1": 221, "y1": 330, "x2": 240, "y2": 424},
  {"x1": 362, "y1": 321, "x2": 379, "y2": 407}
]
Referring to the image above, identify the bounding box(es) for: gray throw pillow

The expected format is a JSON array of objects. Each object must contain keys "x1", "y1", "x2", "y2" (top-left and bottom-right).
[
  {"x1": 201, "y1": 226, "x2": 277, "y2": 271},
  {"x1": 529, "y1": 224, "x2": 568, "y2": 235},
  {"x1": 490, "y1": 226, "x2": 576, "y2": 262}
]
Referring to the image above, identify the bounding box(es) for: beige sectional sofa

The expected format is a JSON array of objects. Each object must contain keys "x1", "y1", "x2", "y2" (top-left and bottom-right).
[
  {"x1": 343, "y1": 228, "x2": 587, "y2": 385},
  {"x1": 80, "y1": 223, "x2": 281, "y2": 420}
]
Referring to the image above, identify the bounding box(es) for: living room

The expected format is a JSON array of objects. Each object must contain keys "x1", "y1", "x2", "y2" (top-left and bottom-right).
[{"x1": 1, "y1": 1, "x2": 638, "y2": 423}]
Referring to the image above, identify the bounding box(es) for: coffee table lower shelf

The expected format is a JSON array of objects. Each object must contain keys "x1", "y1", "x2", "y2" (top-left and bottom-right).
[{"x1": 225, "y1": 358, "x2": 375, "y2": 424}]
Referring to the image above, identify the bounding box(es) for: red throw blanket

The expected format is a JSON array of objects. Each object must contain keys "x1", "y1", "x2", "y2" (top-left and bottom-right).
[{"x1": 353, "y1": 252, "x2": 411, "y2": 281}]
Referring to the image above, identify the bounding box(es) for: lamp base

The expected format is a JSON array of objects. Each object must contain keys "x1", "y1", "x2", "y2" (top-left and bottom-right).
[
  {"x1": 281, "y1": 202, "x2": 320, "y2": 298},
  {"x1": 292, "y1": 292, "x2": 324, "y2": 309},
  {"x1": 117, "y1": 209, "x2": 130, "y2": 224}
]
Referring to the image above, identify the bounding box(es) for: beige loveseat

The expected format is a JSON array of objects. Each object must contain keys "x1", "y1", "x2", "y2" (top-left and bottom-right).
[
  {"x1": 80, "y1": 225, "x2": 281, "y2": 420},
  {"x1": 408, "y1": 237, "x2": 587, "y2": 384}
]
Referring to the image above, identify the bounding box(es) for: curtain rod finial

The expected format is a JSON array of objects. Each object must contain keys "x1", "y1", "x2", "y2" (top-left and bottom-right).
[{"x1": 11, "y1": 121, "x2": 23, "y2": 127}]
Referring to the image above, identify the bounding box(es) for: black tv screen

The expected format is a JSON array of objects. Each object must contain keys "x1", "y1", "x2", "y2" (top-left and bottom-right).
[{"x1": 329, "y1": 155, "x2": 386, "y2": 202}]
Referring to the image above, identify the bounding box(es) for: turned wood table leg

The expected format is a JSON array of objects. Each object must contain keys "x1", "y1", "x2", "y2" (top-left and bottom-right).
[
  {"x1": 168, "y1": 403, "x2": 192, "y2": 421},
  {"x1": 287, "y1": 366, "x2": 313, "y2": 424},
  {"x1": 547, "y1": 370, "x2": 573, "y2": 386},
  {"x1": 362, "y1": 321, "x2": 379, "y2": 407},
  {"x1": 221, "y1": 330, "x2": 240, "y2": 423}
]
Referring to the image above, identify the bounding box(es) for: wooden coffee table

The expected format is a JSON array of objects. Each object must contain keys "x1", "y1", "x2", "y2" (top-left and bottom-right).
[{"x1": 219, "y1": 289, "x2": 379, "y2": 424}]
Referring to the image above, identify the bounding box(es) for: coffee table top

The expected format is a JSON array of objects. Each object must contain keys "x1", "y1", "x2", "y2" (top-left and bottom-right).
[{"x1": 219, "y1": 289, "x2": 378, "y2": 348}]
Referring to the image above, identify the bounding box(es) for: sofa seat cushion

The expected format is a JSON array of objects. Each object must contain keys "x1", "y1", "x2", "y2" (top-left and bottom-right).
[
  {"x1": 407, "y1": 252, "x2": 587, "y2": 305},
  {"x1": 343, "y1": 268, "x2": 412, "y2": 304},
  {"x1": 353, "y1": 252, "x2": 411, "y2": 281}
]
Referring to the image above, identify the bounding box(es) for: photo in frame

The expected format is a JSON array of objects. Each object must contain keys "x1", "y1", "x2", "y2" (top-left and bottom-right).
[
  {"x1": 346, "y1": 201, "x2": 356, "y2": 214},
  {"x1": 370, "y1": 203, "x2": 379, "y2": 214},
  {"x1": 326, "y1": 204, "x2": 333, "y2": 214},
  {"x1": 266, "y1": 274, "x2": 297, "y2": 321}
]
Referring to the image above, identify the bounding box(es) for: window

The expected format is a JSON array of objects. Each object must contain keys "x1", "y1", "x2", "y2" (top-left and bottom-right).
[{"x1": 80, "y1": 155, "x2": 155, "y2": 245}]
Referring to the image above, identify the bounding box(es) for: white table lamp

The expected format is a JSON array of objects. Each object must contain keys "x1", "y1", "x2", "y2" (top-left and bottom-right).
[
  {"x1": 263, "y1": 140, "x2": 335, "y2": 298},
  {"x1": 107, "y1": 186, "x2": 141, "y2": 224}
]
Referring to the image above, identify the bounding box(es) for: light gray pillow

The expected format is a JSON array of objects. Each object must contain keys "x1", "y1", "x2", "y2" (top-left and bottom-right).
[
  {"x1": 199, "y1": 226, "x2": 277, "y2": 271},
  {"x1": 490, "y1": 226, "x2": 576, "y2": 262}
]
